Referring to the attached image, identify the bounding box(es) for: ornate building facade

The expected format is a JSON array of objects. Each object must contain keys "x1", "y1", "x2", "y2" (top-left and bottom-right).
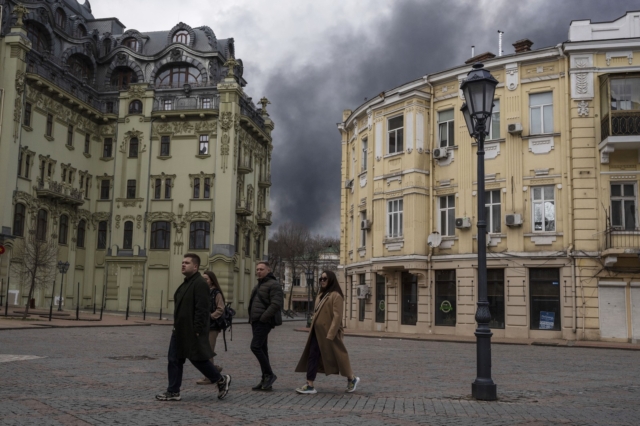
[
  {"x1": 0, "y1": 0, "x2": 273, "y2": 314},
  {"x1": 339, "y1": 11, "x2": 640, "y2": 342}
]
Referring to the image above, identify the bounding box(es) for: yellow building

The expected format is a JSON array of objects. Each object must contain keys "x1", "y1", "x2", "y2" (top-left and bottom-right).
[
  {"x1": 338, "y1": 11, "x2": 640, "y2": 342},
  {"x1": 0, "y1": 1, "x2": 273, "y2": 315}
]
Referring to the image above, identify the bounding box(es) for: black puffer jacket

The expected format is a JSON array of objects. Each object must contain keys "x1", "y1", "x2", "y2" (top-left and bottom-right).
[{"x1": 248, "y1": 273, "x2": 283, "y2": 324}]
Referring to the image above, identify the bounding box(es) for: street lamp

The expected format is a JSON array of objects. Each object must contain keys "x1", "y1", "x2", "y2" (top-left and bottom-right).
[
  {"x1": 57, "y1": 261, "x2": 70, "y2": 312},
  {"x1": 305, "y1": 269, "x2": 314, "y2": 327},
  {"x1": 460, "y1": 62, "x2": 498, "y2": 401}
]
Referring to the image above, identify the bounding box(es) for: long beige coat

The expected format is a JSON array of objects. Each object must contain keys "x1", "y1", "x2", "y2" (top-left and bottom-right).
[{"x1": 295, "y1": 291, "x2": 353, "y2": 378}]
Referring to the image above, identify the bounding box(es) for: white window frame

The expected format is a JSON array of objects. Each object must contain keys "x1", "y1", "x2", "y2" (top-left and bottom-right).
[
  {"x1": 387, "y1": 199, "x2": 403, "y2": 238},
  {"x1": 610, "y1": 182, "x2": 637, "y2": 230},
  {"x1": 487, "y1": 99, "x2": 500, "y2": 140},
  {"x1": 438, "y1": 110, "x2": 455, "y2": 148},
  {"x1": 529, "y1": 92, "x2": 553, "y2": 135},
  {"x1": 485, "y1": 190, "x2": 501, "y2": 233},
  {"x1": 387, "y1": 115, "x2": 404, "y2": 154},
  {"x1": 531, "y1": 185, "x2": 555, "y2": 232},
  {"x1": 439, "y1": 195, "x2": 455, "y2": 236}
]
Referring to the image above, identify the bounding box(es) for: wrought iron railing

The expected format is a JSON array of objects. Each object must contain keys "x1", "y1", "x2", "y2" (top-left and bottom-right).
[
  {"x1": 152, "y1": 95, "x2": 220, "y2": 112},
  {"x1": 239, "y1": 96, "x2": 266, "y2": 131},
  {"x1": 601, "y1": 111, "x2": 640, "y2": 141},
  {"x1": 601, "y1": 212, "x2": 640, "y2": 251},
  {"x1": 36, "y1": 179, "x2": 84, "y2": 202}
]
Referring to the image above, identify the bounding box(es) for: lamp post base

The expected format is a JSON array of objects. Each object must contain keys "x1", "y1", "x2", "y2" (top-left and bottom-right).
[{"x1": 472, "y1": 381, "x2": 497, "y2": 401}]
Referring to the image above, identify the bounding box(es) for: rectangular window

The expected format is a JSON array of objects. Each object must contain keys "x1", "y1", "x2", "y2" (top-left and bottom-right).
[
  {"x1": 103, "y1": 138, "x2": 113, "y2": 158},
  {"x1": 18, "y1": 152, "x2": 23, "y2": 177},
  {"x1": 401, "y1": 272, "x2": 418, "y2": 325},
  {"x1": 129, "y1": 138, "x2": 139, "y2": 158},
  {"x1": 193, "y1": 178, "x2": 200, "y2": 199},
  {"x1": 361, "y1": 138, "x2": 368, "y2": 171},
  {"x1": 199, "y1": 135, "x2": 209, "y2": 155},
  {"x1": 24, "y1": 155, "x2": 30, "y2": 179},
  {"x1": 24, "y1": 103, "x2": 32, "y2": 127},
  {"x1": 438, "y1": 109, "x2": 455, "y2": 148},
  {"x1": 68, "y1": 170, "x2": 73, "y2": 184},
  {"x1": 47, "y1": 163, "x2": 52, "y2": 177},
  {"x1": 84, "y1": 133, "x2": 91, "y2": 154},
  {"x1": 529, "y1": 92, "x2": 553, "y2": 135},
  {"x1": 387, "y1": 199, "x2": 403, "y2": 238},
  {"x1": 255, "y1": 237, "x2": 261, "y2": 260},
  {"x1": 46, "y1": 114, "x2": 53, "y2": 137},
  {"x1": 360, "y1": 211, "x2": 366, "y2": 247},
  {"x1": 487, "y1": 269, "x2": 505, "y2": 329},
  {"x1": 244, "y1": 233, "x2": 251, "y2": 257},
  {"x1": 439, "y1": 195, "x2": 456, "y2": 236},
  {"x1": 163, "y1": 99, "x2": 172, "y2": 111},
  {"x1": 80, "y1": 175, "x2": 84, "y2": 189},
  {"x1": 293, "y1": 277, "x2": 300, "y2": 287},
  {"x1": 204, "y1": 178, "x2": 211, "y2": 199},
  {"x1": 165, "y1": 178, "x2": 172, "y2": 199},
  {"x1": 106, "y1": 102, "x2": 114, "y2": 114},
  {"x1": 85, "y1": 177, "x2": 90, "y2": 198},
  {"x1": 375, "y1": 274, "x2": 385, "y2": 323},
  {"x1": 358, "y1": 274, "x2": 366, "y2": 321},
  {"x1": 40, "y1": 160, "x2": 45, "y2": 180},
  {"x1": 486, "y1": 190, "x2": 501, "y2": 233},
  {"x1": 530, "y1": 268, "x2": 561, "y2": 331},
  {"x1": 160, "y1": 136, "x2": 170, "y2": 156},
  {"x1": 532, "y1": 186, "x2": 555, "y2": 232},
  {"x1": 202, "y1": 98, "x2": 211, "y2": 109},
  {"x1": 387, "y1": 115, "x2": 404, "y2": 154},
  {"x1": 435, "y1": 270, "x2": 456, "y2": 326},
  {"x1": 154, "y1": 178, "x2": 161, "y2": 199},
  {"x1": 126, "y1": 180, "x2": 136, "y2": 199},
  {"x1": 611, "y1": 183, "x2": 637, "y2": 230},
  {"x1": 609, "y1": 77, "x2": 640, "y2": 111},
  {"x1": 488, "y1": 99, "x2": 500, "y2": 140},
  {"x1": 62, "y1": 169, "x2": 67, "y2": 182},
  {"x1": 67, "y1": 125, "x2": 74, "y2": 146},
  {"x1": 234, "y1": 226, "x2": 239, "y2": 253},
  {"x1": 100, "y1": 179, "x2": 110, "y2": 200}
]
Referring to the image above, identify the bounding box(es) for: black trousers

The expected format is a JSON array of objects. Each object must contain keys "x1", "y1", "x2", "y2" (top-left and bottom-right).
[
  {"x1": 250, "y1": 322, "x2": 273, "y2": 376},
  {"x1": 167, "y1": 333, "x2": 221, "y2": 393},
  {"x1": 307, "y1": 331, "x2": 321, "y2": 381}
]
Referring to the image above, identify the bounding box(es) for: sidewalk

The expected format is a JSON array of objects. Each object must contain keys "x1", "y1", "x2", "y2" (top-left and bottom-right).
[
  {"x1": 295, "y1": 326, "x2": 640, "y2": 351},
  {"x1": 0, "y1": 309, "x2": 172, "y2": 330}
]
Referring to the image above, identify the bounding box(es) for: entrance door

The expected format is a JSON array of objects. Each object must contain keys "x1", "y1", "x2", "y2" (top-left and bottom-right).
[
  {"x1": 599, "y1": 282, "x2": 627, "y2": 339},
  {"x1": 117, "y1": 267, "x2": 132, "y2": 310},
  {"x1": 375, "y1": 274, "x2": 385, "y2": 323},
  {"x1": 529, "y1": 268, "x2": 561, "y2": 331}
]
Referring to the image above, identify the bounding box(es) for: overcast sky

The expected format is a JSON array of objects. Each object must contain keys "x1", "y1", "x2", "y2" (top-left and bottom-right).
[{"x1": 92, "y1": 0, "x2": 639, "y2": 237}]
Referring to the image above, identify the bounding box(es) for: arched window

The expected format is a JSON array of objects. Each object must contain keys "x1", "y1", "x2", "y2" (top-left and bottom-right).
[
  {"x1": 189, "y1": 221, "x2": 210, "y2": 250},
  {"x1": 102, "y1": 39, "x2": 112, "y2": 56},
  {"x1": 76, "y1": 24, "x2": 87, "y2": 38},
  {"x1": 68, "y1": 54, "x2": 92, "y2": 81},
  {"x1": 77, "y1": 220, "x2": 86, "y2": 248},
  {"x1": 155, "y1": 65, "x2": 201, "y2": 88},
  {"x1": 58, "y1": 215, "x2": 69, "y2": 245},
  {"x1": 172, "y1": 30, "x2": 190, "y2": 45},
  {"x1": 111, "y1": 67, "x2": 138, "y2": 90},
  {"x1": 26, "y1": 22, "x2": 49, "y2": 52},
  {"x1": 55, "y1": 9, "x2": 66, "y2": 28},
  {"x1": 151, "y1": 221, "x2": 171, "y2": 249},
  {"x1": 129, "y1": 100, "x2": 142, "y2": 114},
  {"x1": 129, "y1": 137, "x2": 139, "y2": 158},
  {"x1": 97, "y1": 221, "x2": 107, "y2": 249},
  {"x1": 122, "y1": 37, "x2": 139, "y2": 51},
  {"x1": 123, "y1": 221, "x2": 133, "y2": 249},
  {"x1": 13, "y1": 203, "x2": 26, "y2": 237},
  {"x1": 36, "y1": 209, "x2": 48, "y2": 241}
]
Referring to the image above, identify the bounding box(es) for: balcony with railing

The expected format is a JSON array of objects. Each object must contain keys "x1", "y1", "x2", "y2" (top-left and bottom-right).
[
  {"x1": 36, "y1": 179, "x2": 84, "y2": 206},
  {"x1": 152, "y1": 95, "x2": 220, "y2": 112},
  {"x1": 258, "y1": 173, "x2": 272, "y2": 188},
  {"x1": 237, "y1": 158, "x2": 253, "y2": 175},
  {"x1": 239, "y1": 96, "x2": 266, "y2": 132},
  {"x1": 599, "y1": 75, "x2": 640, "y2": 163},
  {"x1": 236, "y1": 198, "x2": 253, "y2": 216},
  {"x1": 256, "y1": 209, "x2": 272, "y2": 226}
]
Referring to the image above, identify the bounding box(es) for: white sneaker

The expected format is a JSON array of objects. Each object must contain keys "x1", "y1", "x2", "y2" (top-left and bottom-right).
[{"x1": 346, "y1": 376, "x2": 360, "y2": 393}]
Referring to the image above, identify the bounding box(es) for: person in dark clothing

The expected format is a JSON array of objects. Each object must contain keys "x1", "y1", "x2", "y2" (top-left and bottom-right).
[
  {"x1": 156, "y1": 253, "x2": 231, "y2": 401},
  {"x1": 248, "y1": 261, "x2": 284, "y2": 391}
]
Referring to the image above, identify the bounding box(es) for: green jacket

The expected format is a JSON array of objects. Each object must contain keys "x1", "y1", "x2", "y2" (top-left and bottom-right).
[
  {"x1": 172, "y1": 272, "x2": 214, "y2": 360},
  {"x1": 248, "y1": 273, "x2": 283, "y2": 324}
]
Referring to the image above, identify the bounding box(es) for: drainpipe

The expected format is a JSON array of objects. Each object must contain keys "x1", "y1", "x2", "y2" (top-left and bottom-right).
[
  {"x1": 104, "y1": 115, "x2": 120, "y2": 309},
  {"x1": 424, "y1": 75, "x2": 435, "y2": 329},
  {"x1": 141, "y1": 117, "x2": 155, "y2": 315}
]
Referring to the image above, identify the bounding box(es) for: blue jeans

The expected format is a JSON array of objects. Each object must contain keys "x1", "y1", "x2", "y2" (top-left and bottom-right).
[{"x1": 167, "y1": 333, "x2": 221, "y2": 393}]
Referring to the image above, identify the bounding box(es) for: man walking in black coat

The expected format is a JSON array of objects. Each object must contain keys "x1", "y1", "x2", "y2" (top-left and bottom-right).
[
  {"x1": 248, "y1": 261, "x2": 284, "y2": 391},
  {"x1": 156, "y1": 253, "x2": 231, "y2": 401}
]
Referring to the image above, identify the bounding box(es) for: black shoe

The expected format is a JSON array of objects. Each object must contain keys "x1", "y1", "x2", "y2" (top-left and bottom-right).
[
  {"x1": 217, "y1": 374, "x2": 231, "y2": 400},
  {"x1": 261, "y1": 374, "x2": 277, "y2": 390},
  {"x1": 156, "y1": 391, "x2": 181, "y2": 401},
  {"x1": 252, "y1": 375, "x2": 266, "y2": 391}
]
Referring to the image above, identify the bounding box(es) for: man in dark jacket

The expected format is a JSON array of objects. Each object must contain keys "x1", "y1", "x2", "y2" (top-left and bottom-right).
[
  {"x1": 248, "y1": 261, "x2": 283, "y2": 391},
  {"x1": 156, "y1": 253, "x2": 231, "y2": 401}
]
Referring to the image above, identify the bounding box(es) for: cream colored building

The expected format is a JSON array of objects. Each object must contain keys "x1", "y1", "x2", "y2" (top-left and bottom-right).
[
  {"x1": 339, "y1": 11, "x2": 640, "y2": 342},
  {"x1": 0, "y1": 1, "x2": 273, "y2": 315}
]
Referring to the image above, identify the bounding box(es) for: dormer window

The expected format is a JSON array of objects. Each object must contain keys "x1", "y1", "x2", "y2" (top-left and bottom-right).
[
  {"x1": 123, "y1": 37, "x2": 140, "y2": 52},
  {"x1": 26, "y1": 22, "x2": 49, "y2": 53},
  {"x1": 76, "y1": 24, "x2": 87, "y2": 38},
  {"x1": 172, "y1": 30, "x2": 190, "y2": 45},
  {"x1": 55, "y1": 9, "x2": 66, "y2": 28}
]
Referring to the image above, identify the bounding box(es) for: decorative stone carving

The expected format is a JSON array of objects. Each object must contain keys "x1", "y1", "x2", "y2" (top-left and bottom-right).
[
  {"x1": 606, "y1": 51, "x2": 633, "y2": 66},
  {"x1": 220, "y1": 111, "x2": 234, "y2": 173},
  {"x1": 570, "y1": 55, "x2": 593, "y2": 99},
  {"x1": 529, "y1": 136, "x2": 554, "y2": 155},
  {"x1": 505, "y1": 63, "x2": 518, "y2": 91},
  {"x1": 170, "y1": 48, "x2": 182, "y2": 62},
  {"x1": 484, "y1": 142, "x2": 500, "y2": 160},
  {"x1": 194, "y1": 120, "x2": 217, "y2": 133},
  {"x1": 578, "y1": 100, "x2": 589, "y2": 117},
  {"x1": 115, "y1": 52, "x2": 127, "y2": 66},
  {"x1": 127, "y1": 85, "x2": 147, "y2": 99}
]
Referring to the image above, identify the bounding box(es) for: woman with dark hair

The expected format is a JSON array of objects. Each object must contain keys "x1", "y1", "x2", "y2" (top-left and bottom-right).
[
  {"x1": 196, "y1": 270, "x2": 225, "y2": 384},
  {"x1": 294, "y1": 270, "x2": 360, "y2": 394}
]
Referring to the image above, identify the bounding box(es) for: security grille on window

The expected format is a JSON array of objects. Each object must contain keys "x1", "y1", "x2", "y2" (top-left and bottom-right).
[
  {"x1": 485, "y1": 190, "x2": 501, "y2": 233},
  {"x1": 387, "y1": 116, "x2": 404, "y2": 154},
  {"x1": 439, "y1": 195, "x2": 455, "y2": 236},
  {"x1": 103, "y1": 138, "x2": 113, "y2": 158},
  {"x1": 611, "y1": 183, "x2": 637, "y2": 230},
  {"x1": 487, "y1": 100, "x2": 500, "y2": 140},
  {"x1": 160, "y1": 136, "x2": 170, "y2": 156},
  {"x1": 529, "y1": 92, "x2": 553, "y2": 135},
  {"x1": 532, "y1": 186, "x2": 555, "y2": 232},
  {"x1": 199, "y1": 135, "x2": 209, "y2": 155},
  {"x1": 438, "y1": 109, "x2": 455, "y2": 147},
  {"x1": 387, "y1": 199, "x2": 403, "y2": 238},
  {"x1": 126, "y1": 180, "x2": 136, "y2": 199}
]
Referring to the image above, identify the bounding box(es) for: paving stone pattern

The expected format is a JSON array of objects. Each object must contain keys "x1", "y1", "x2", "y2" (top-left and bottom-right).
[{"x1": 0, "y1": 322, "x2": 638, "y2": 425}]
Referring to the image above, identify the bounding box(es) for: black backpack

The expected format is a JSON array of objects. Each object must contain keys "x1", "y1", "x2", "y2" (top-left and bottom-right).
[{"x1": 212, "y1": 289, "x2": 236, "y2": 351}]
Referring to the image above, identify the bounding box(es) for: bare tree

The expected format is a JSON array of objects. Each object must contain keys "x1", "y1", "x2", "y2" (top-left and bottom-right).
[
  {"x1": 11, "y1": 234, "x2": 58, "y2": 319},
  {"x1": 297, "y1": 235, "x2": 341, "y2": 301},
  {"x1": 270, "y1": 221, "x2": 310, "y2": 310}
]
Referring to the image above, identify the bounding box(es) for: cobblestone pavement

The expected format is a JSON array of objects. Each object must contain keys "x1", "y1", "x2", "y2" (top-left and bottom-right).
[{"x1": 1, "y1": 321, "x2": 639, "y2": 425}]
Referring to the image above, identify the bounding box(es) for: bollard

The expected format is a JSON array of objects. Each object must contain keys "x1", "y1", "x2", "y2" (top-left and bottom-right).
[
  {"x1": 49, "y1": 279, "x2": 56, "y2": 321},
  {"x1": 76, "y1": 282, "x2": 80, "y2": 320},
  {"x1": 143, "y1": 288, "x2": 147, "y2": 321},
  {"x1": 100, "y1": 284, "x2": 105, "y2": 321},
  {"x1": 159, "y1": 290, "x2": 163, "y2": 320},
  {"x1": 125, "y1": 286, "x2": 131, "y2": 320}
]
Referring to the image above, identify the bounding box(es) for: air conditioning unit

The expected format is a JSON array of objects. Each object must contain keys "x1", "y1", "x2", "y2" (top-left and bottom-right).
[
  {"x1": 360, "y1": 219, "x2": 372, "y2": 230},
  {"x1": 455, "y1": 217, "x2": 471, "y2": 229},
  {"x1": 433, "y1": 148, "x2": 448, "y2": 159},
  {"x1": 344, "y1": 179, "x2": 354, "y2": 189},
  {"x1": 508, "y1": 123, "x2": 523, "y2": 134},
  {"x1": 505, "y1": 214, "x2": 523, "y2": 227},
  {"x1": 357, "y1": 285, "x2": 370, "y2": 299}
]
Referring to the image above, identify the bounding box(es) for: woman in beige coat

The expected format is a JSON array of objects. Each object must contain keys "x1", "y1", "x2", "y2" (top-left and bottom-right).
[
  {"x1": 294, "y1": 270, "x2": 360, "y2": 394},
  {"x1": 196, "y1": 270, "x2": 225, "y2": 384}
]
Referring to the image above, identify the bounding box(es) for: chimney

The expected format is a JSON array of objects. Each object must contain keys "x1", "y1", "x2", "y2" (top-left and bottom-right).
[
  {"x1": 498, "y1": 30, "x2": 504, "y2": 56},
  {"x1": 465, "y1": 52, "x2": 496, "y2": 65},
  {"x1": 513, "y1": 39, "x2": 534, "y2": 54},
  {"x1": 471, "y1": 45, "x2": 475, "y2": 57}
]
